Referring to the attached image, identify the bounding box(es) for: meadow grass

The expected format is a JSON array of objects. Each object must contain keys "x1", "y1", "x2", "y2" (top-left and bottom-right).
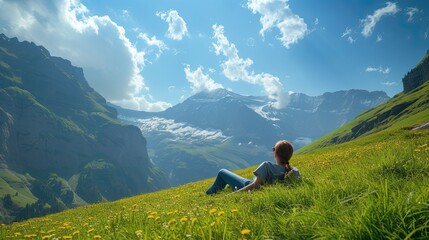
[{"x1": 2, "y1": 128, "x2": 428, "y2": 239}]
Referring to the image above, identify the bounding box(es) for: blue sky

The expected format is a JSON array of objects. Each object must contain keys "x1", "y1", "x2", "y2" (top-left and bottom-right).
[{"x1": 1, "y1": 0, "x2": 428, "y2": 111}]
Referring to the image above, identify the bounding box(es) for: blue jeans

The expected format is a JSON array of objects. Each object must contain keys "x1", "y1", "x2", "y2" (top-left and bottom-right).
[{"x1": 206, "y1": 169, "x2": 252, "y2": 195}]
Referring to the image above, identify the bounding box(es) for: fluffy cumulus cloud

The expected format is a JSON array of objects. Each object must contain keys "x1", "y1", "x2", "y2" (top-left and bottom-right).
[
  {"x1": 212, "y1": 24, "x2": 289, "y2": 109},
  {"x1": 247, "y1": 0, "x2": 307, "y2": 48},
  {"x1": 0, "y1": 0, "x2": 170, "y2": 111},
  {"x1": 365, "y1": 66, "x2": 390, "y2": 74},
  {"x1": 184, "y1": 65, "x2": 223, "y2": 93},
  {"x1": 157, "y1": 10, "x2": 188, "y2": 40},
  {"x1": 361, "y1": 2, "x2": 399, "y2": 37}
]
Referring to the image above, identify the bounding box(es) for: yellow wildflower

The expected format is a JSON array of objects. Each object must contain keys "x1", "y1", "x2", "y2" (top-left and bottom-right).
[
  {"x1": 147, "y1": 215, "x2": 155, "y2": 219},
  {"x1": 47, "y1": 229, "x2": 55, "y2": 234},
  {"x1": 168, "y1": 218, "x2": 177, "y2": 225},
  {"x1": 73, "y1": 230, "x2": 80, "y2": 235},
  {"x1": 231, "y1": 209, "x2": 238, "y2": 213},
  {"x1": 155, "y1": 216, "x2": 161, "y2": 221},
  {"x1": 93, "y1": 235, "x2": 102, "y2": 239},
  {"x1": 41, "y1": 236, "x2": 51, "y2": 240},
  {"x1": 87, "y1": 228, "x2": 95, "y2": 233},
  {"x1": 217, "y1": 211, "x2": 225, "y2": 216},
  {"x1": 167, "y1": 211, "x2": 174, "y2": 215},
  {"x1": 192, "y1": 218, "x2": 198, "y2": 225},
  {"x1": 241, "y1": 229, "x2": 251, "y2": 235},
  {"x1": 63, "y1": 236, "x2": 72, "y2": 239},
  {"x1": 180, "y1": 216, "x2": 188, "y2": 222},
  {"x1": 209, "y1": 208, "x2": 217, "y2": 214}
]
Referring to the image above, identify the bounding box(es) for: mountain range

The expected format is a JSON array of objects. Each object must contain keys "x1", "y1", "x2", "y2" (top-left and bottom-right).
[{"x1": 116, "y1": 87, "x2": 390, "y2": 186}]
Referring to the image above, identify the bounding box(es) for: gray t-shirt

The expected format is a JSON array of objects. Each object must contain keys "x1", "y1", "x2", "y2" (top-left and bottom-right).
[{"x1": 253, "y1": 161, "x2": 300, "y2": 184}]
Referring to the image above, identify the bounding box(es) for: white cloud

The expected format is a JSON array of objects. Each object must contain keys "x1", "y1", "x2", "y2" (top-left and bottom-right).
[
  {"x1": 157, "y1": 10, "x2": 188, "y2": 40},
  {"x1": 138, "y1": 33, "x2": 168, "y2": 59},
  {"x1": 0, "y1": 0, "x2": 170, "y2": 111},
  {"x1": 342, "y1": 27, "x2": 356, "y2": 43},
  {"x1": 212, "y1": 24, "x2": 289, "y2": 109},
  {"x1": 376, "y1": 34, "x2": 383, "y2": 42},
  {"x1": 112, "y1": 96, "x2": 172, "y2": 112},
  {"x1": 361, "y1": 2, "x2": 399, "y2": 37},
  {"x1": 342, "y1": 27, "x2": 352, "y2": 38},
  {"x1": 347, "y1": 36, "x2": 356, "y2": 44},
  {"x1": 122, "y1": 10, "x2": 130, "y2": 18},
  {"x1": 382, "y1": 81, "x2": 396, "y2": 86},
  {"x1": 406, "y1": 7, "x2": 419, "y2": 22},
  {"x1": 247, "y1": 0, "x2": 308, "y2": 48},
  {"x1": 314, "y1": 18, "x2": 319, "y2": 25},
  {"x1": 365, "y1": 66, "x2": 390, "y2": 74},
  {"x1": 184, "y1": 65, "x2": 223, "y2": 93}
]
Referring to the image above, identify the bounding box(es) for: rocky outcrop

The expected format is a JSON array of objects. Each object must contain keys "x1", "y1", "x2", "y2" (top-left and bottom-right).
[{"x1": 402, "y1": 50, "x2": 429, "y2": 93}]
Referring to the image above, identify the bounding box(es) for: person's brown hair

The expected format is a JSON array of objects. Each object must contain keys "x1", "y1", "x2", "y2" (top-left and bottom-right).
[{"x1": 274, "y1": 140, "x2": 293, "y2": 172}]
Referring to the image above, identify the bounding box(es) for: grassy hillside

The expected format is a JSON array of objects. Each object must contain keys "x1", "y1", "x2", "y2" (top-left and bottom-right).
[
  {"x1": 2, "y1": 117, "x2": 429, "y2": 238},
  {"x1": 298, "y1": 80, "x2": 429, "y2": 153}
]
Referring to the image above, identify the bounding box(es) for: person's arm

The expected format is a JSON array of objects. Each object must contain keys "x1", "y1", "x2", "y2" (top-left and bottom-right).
[{"x1": 235, "y1": 176, "x2": 263, "y2": 193}]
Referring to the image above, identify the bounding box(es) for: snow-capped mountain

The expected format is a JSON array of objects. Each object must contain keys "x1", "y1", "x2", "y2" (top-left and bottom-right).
[
  {"x1": 116, "y1": 88, "x2": 389, "y2": 186},
  {"x1": 120, "y1": 88, "x2": 389, "y2": 148}
]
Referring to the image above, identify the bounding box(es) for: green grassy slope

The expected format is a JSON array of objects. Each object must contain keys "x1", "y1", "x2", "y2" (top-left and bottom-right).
[
  {"x1": 2, "y1": 84, "x2": 429, "y2": 239},
  {"x1": 298, "y1": 80, "x2": 429, "y2": 153},
  {"x1": 3, "y1": 126, "x2": 428, "y2": 239}
]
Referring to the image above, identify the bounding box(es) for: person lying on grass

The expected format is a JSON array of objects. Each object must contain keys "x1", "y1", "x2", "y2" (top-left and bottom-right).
[{"x1": 206, "y1": 140, "x2": 300, "y2": 195}]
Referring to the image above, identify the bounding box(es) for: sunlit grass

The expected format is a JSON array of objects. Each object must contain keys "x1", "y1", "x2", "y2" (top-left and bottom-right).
[{"x1": 2, "y1": 128, "x2": 429, "y2": 239}]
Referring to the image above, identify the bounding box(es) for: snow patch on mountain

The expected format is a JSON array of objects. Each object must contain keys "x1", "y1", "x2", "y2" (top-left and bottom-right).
[
  {"x1": 121, "y1": 116, "x2": 230, "y2": 143},
  {"x1": 248, "y1": 105, "x2": 280, "y2": 121}
]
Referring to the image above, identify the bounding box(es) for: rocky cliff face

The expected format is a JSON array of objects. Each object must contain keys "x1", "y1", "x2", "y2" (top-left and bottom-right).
[
  {"x1": 402, "y1": 50, "x2": 429, "y2": 93},
  {"x1": 0, "y1": 34, "x2": 165, "y2": 223}
]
